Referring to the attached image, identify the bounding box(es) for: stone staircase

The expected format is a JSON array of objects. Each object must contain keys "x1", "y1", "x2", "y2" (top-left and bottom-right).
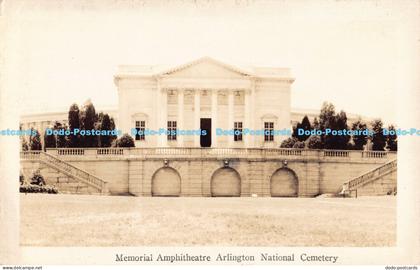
[
  {"x1": 20, "y1": 151, "x2": 109, "y2": 195},
  {"x1": 340, "y1": 158, "x2": 397, "y2": 197}
]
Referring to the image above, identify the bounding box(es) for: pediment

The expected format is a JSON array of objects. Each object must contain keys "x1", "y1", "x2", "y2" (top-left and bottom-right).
[{"x1": 159, "y1": 57, "x2": 252, "y2": 78}]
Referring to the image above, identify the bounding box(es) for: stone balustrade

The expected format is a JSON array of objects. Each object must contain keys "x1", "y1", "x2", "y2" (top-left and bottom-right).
[
  {"x1": 20, "y1": 151, "x2": 109, "y2": 194},
  {"x1": 22, "y1": 149, "x2": 397, "y2": 197},
  {"x1": 347, "y1": 158, "x2": 397, "y2": 191},
  {"x1": 44, "y1": 147, "x2": 397, "y2": 161}
]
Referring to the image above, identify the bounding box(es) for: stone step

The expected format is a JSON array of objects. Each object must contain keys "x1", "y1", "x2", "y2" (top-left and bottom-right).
[
  {"x1": 342, "y1": 159, "x2": 397, "y2": 197},
  {"x1": 57, "y1": 184, "x2": 89, "y2": 194}
]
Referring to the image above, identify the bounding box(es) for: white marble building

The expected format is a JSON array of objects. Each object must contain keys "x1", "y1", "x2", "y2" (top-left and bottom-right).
[
  {"x1": 114, "y1": 57, "x2": 295, "y2": 148},
  {"x1": 19, "y1": 57, "x2": 395, "y2": 197},
  {"x1": 20, "y1": 57, "x2": 374, "y2": 149}
]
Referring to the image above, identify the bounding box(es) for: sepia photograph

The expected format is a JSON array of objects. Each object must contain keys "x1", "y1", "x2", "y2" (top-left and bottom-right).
[
  {"x1": 19, "y1": 55, "x2": 398, "y2": 247},
  {"x1": 0, "y1": 0, "x2": 419, "y2": 267}
]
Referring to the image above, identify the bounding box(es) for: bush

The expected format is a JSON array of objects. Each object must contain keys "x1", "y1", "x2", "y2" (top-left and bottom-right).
[
  {"x1": 307, "y1": 135, "x2": 322, "y2": 149},
  {"x1": 30, "y1": 171, "x2": 46, "y2": 186},
  {"x1": 20, "y1": 170, "x2": 57, "y2": 194},
  {"x1": 280, "y1": 137, "x2": 298, "y2": 148},
  {"x1": 292, "y1": 141, "x2": 305, "y2": 148},
  {"x1": 20, "y1": 184, "x2": 58, "y2": 194},
  {"x1": 116, "y1": 133, "x2": 135, "y2": 147},
  {"x1": 20, "y1": 173, "x2": 25, "y2": 185}
]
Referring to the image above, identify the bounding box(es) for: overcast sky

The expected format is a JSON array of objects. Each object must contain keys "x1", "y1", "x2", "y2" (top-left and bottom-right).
[{"x1": 3, "y1": 0, "x2": 416, "y2": 125}]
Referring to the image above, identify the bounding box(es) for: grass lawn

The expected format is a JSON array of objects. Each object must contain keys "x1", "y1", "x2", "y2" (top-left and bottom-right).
[{"x1": 20, "y1": 194, "x2": 396, "y2": 247}]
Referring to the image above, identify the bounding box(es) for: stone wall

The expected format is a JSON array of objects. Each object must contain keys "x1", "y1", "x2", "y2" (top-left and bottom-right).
[
  {"x1": 351, "y1": 169, "x2": 397, "y2": 197},
  {"x1": 21, "y1": 149, "x2": 397, "y2": 197}
]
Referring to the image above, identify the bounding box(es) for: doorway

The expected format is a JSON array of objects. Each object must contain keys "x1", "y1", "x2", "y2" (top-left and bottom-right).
[{"x1": 200, "y1": 118, "x2": 211, "y2": 147}]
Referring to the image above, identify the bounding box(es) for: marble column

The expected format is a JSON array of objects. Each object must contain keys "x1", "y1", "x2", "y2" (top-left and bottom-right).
[
  {"x1": 177, "y1": 89, "x2": 184, "y2": 147},
  {"x1": 244, "y1": 89, "x2": 250, "y2": 148},
  {"x1": 211, "y1": 89, "x2": 218, "y2": 148},
  {"x1": 160, "y1": 89, "x2": 168, "y2": 147},
  {"x1": 156, "y1": 80, "x2": 162, "y2": 146},
  {"x1": 194, "y1": 90, "x2": 201, "y2": 147},
  {"x1": 228, "y1": 90, "x2": 234, "y2": 147},
  {"x1": 250, "y1": 80, "x2": 256, "y2": 147}
]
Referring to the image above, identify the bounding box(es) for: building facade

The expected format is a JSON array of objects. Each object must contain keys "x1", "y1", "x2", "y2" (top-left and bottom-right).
[
  {"x1": 19, "y1": 57, "x2": 395, "y2": 197},
  {"x1": 114, "y1": 57, "x2": 294, "y2": 148},
  {"x1": 19, "y1": 58, "x2": 374, "y2": 148}
]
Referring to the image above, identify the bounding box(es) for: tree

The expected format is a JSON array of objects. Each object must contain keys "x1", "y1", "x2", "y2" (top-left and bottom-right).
[
  {"x1": 110, "y1": 117, "x2": 117, "y2": 144},
  {"x1": 44, "y1": 127, "x2": 56, "y2": 149},
  {"x1": 19, "y1": 125, "x2": 29, "y2": 151},
  {"x1": 313, "y1": 117, "x2": 320, "y2": 130},
  {"x1": 21, "y1": 136, "x2": 29, "y2": 151},
  {"x1": 93, "y1": 121, "x2": 101, "y2": 148},
  {"x1": 99, "y1": 114, "x2": 114, "y2": 147},
  {"x1": 319, "y1": 102, "x2": 336, "y2": 130},
  {"x1": 30, "y1": 129, "x2": 42, "y2": 150},
  {"x1": 79, "y1": 100, "x2": 98, "y2": 147},
  {"x1": 116, "y1": 134, "x2": 135, "y2": 147},
  {"x1": 386, "y1": 125, "x2": 398, "y2": 151},
  {"x1": 97, "y1": 112, "x2": 105, "y2": 123},
  {"x1": 371, "y1": 119, "x2": 386, "y2": 151},
  {"x1": 68, "y1": 103, "x2": 80, "y2": 147},
  {"x1": 300, "y1": 116, "x2": 312, "y2": 141},
  {"x1": 351, "y1": 119, "x2": 368, "y2": 150},
  {"x1": 292, "y1": 122, "x2": 301, "y2": 140},
  {"x1": 280, "y1": 137, "x2": 298, "y2": 148},
  {"x1": 334, "y1": 111, "x2": 350, "y2": 150},
  {"x1": 307, "y1": 135, "x2": 322, "y2": 149},
  {"x1": 319, "y1": 102, "x2": 336, "y2": 149},
  {"x1": 317, "y1": 102, "x2": 350, "y2": 150},
  {"x1": 67, "y1": 101, "x2": 116, "y2": 148},
  {"x1": 54, "y1": 121, "x2": 68, "y2": 148},
  {"x1": 292, "y1": 115, "x2": 312, "y2": 142}
]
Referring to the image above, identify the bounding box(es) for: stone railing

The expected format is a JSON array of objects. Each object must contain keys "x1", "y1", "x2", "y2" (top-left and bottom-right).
[
  {"x1": 346, "y1": 158, "x2": 397, "y2": 191},
  {"x1": 20, "y1": 151, "x2": 109, "y2": 194},
  {"x1": 45, "y1": 147, "x2": 397, "y2": 161},
  {"x1": 57, "y1": 148, "x2": 85, "y2": 155},
  {"x1": 362, "y1": 151, "x2": 388, "y2": 159},
  {"x1": 20, "y1": 151, "x2": 41, "y2": 160},
  {"x1": 323, "y1": 150, "x2": 349, "y2": 157},
  {"x1": 97, "y1": 148, "x2": 124, "y2": 155}
]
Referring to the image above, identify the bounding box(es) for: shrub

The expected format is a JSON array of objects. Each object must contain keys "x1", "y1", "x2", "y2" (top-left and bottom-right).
[
  {"x1": 30, "y1": 129, "x2": 42, "y2": 150},
  {"x1": 21, "y1": 137, "x2": 29, "y2": 151},
  {"x1": 371, "y1": 119, "x2": 386, "y2": 151},
  {"x1": 307, "y1": 135, "x2": 322, "y2": 149},
  {"x1": 292, "y1": 141, "x2": 305, "y2": 149},
  {"x1": 280, "y1": 137, "x2": 298, "y2": 148},
  {"x1": 30, "y1": 171, "x2": 46, "y2": 186},
  {"x1": 20, "y1": 173, "x2": 25, "y2": 185},
  {"x1": 20, "y1": 184, "x2": 58, "y2": 194},
  {"x1": 116, "y1": 133, "x2": 135, "y2": 147}
]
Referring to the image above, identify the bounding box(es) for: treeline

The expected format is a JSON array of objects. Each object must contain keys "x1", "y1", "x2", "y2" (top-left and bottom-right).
[
  {"x1": 21, "y1": 100, "x2": 135, "y2": 151},
  {"x1": 21, "y1": 130, "x2": 42, "y2": 151},
  {"x1": 281, "y1": 102, "x2": 397, "y2": 151}
]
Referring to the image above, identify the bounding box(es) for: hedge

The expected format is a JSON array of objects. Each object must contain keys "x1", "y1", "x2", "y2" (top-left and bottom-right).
[{"x1": 20, "y1": 184, "x2": 58, "y2": 194}]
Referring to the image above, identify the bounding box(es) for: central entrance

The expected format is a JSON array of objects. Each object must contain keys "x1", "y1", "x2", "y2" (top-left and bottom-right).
[{"x1": 200, "y1": 118, "x2": 211, "y2": 147}]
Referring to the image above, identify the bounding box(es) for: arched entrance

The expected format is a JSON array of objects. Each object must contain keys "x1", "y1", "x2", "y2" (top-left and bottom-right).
[
  {"x1": 211, "y1": 167, "x2": 241, "y2": 197},
  {"x1": 270, "y1": 168, "x2": 298, "y2": 197},
  {"x1": 152, "y1": 167, "x2": 181, "y2": 196}
]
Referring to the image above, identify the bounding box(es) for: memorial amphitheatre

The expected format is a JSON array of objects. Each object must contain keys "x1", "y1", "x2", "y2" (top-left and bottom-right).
[{"x1": 19, "y1": 57, "x2": 397, "y2": 246}]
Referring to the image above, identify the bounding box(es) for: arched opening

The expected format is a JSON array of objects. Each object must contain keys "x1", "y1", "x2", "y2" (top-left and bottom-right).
[
  {"x1": 211, "y1": 167, "x2": 241, "y2": 197},
  {"x1": 270, "y1": 168, "x2": 298, "y2": 197},
  {"x1": 152, "y1": 167, "x2": 181, "y2": 197}
]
